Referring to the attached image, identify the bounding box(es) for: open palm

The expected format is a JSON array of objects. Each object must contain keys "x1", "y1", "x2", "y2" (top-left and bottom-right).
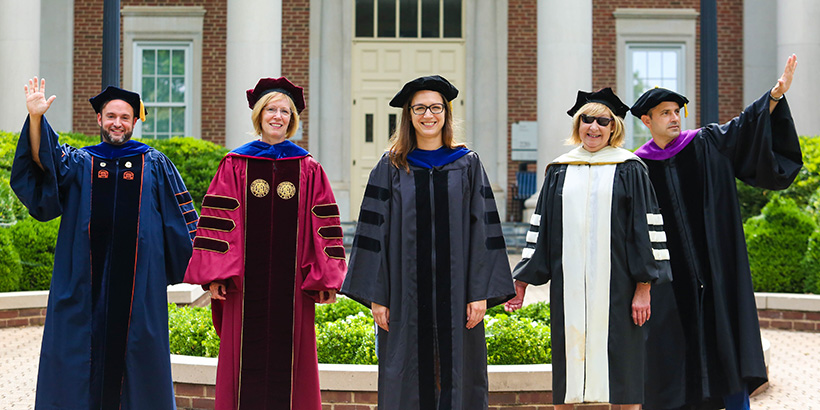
[{"x1": 25, "y1": 77, "x2": 56, "y2": 117}]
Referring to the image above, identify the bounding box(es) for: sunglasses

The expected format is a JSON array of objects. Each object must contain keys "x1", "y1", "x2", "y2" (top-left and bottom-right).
[{"x1": 580, "y1": 114, "x2": 614, "y2": 127}]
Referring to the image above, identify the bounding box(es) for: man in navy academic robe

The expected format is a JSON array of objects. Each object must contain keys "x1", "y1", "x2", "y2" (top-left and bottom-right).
[{"x1": 10, "y1": 78, "x2": 197, "y2": 410}]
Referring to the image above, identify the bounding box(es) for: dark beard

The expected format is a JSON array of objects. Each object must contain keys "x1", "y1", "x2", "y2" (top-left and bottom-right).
[{"x1": 100, "y1": 126, "x2": 133, "y2": 145}]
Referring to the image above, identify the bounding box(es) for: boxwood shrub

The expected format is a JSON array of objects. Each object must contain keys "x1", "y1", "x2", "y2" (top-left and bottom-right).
[
  {"x1": 801, "y1": 230, "x2": 820, "y2": 294},
  {"x1": 0, "y1": 226, "x2": 22, "y2": 292},
  {"x1": 316, "y1": 311, "x2": 378, "y2": 365},
  {"x1": 168, "y1": 303, "x2": 220, "y2": 358},
  {"x1": 745, "y1": 197, "x2": 816, "y2": 293},
  {"x1": 485, "y1": 315, "x2": 551, "y2": 364},
  {"x1": 9, "y1": 216, "x2": 60, "y2": 291},
  {"x1": 314, "y1": 295, "x2": 370, "y2": 325}
]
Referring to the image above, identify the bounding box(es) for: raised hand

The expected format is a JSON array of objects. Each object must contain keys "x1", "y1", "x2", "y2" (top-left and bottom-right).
[
  {"x1": 24, "y1": 77, "x2": 56, "y2": 118},
  {"x1": 771, "y1": 54, "x2": 797, "y2": 99}
]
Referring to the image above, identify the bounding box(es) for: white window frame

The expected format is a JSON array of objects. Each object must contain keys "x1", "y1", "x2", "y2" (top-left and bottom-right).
[
  {"x1": 615, "y1": 8, "x2": 698, "y2": 148},
  {"x1": 122, "y1": 6, "x2": 204, "y2": 139},
  {"x1": 133, "y1": 42, "x2": 193, "y2": 139}
]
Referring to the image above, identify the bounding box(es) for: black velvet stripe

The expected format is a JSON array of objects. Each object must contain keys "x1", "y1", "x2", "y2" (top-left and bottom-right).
[
  {"x1": 239, "y1": 158, "x2": 299, "y2": 410},
  {"x1": 481, "y1": 186, "x2": 495, "y2": 199},
  {"x1": 359, "y1": 209, "x2": 385, "y2": 226},
  {"x1": 183, "y1": 209, "x2": 199, "y2": 225},
  {"x1": 175, "y1": 190, "x2": 193, "y2": 205},
  {"x1": 198, "y1": 216, "x2": 236, "y2": 232},
  {"x1": 311, "y1": 203, "x2": 340, "y2": 218},
  {"x1": 202, "y1": 194, "x2": 240, "y2": 210},
  {"x1": 484, "y1": 211, "x2": 501, "y2": 225},
  {"x1": 485, "y1": 236, "x2": 507, "y2": 250},
  {"x1": 413, "y1": 170, "x2": 436, "y2": 409},
  {"x1": 89, "y1": 154, "x2": 143, "y2": 409},
  {"x1": 352, "y1": 235, "x2": 381, "y2": 252},
  {"x1": 324, "y1": 245, "x2": 346, "y2": 259},
  {"x1": 433, "y1": 170, "x2": 453, "y2": 410},
  {"x1": 364, "y1": 184, "x2": 391, "y2": 201},
  {"x1": 193, "y1": 237, "x2": 230, "y2": 253},
  {"x1": 318, "y1": 225, "x2": 343, "y2": 239}
]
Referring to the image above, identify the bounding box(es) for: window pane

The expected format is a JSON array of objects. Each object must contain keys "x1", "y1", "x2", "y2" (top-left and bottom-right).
[
  {"x1": 662, "y1": 51, "x2": 677, "y2": 79},
  {"x1": 388, "y1": 113, "x2": 397, "y2": 140},
  {"x1": 156, "y1": 107, "x2": 170, "y2": 133},
  {"x1": 171, "y1": 77, "x2": 185, "y2": 103},
  {"x1": 142, "y1": 77, "x2": 156, "y2": 103},
  {"x1": 647, "y1": 51, "x2": 662, "y2": 79},
  {"x1": 442, "y1": 0, "x2": 461, "y2": 38},
  {"x1": 399, "y1": 0, "x2": 418, "y2": 37},
  {"x1": 172, "y1": 50, "x2": 185, "y2": 75},
  {"x1": 356, "y1": 0, "x2": 375, "y2": 37},
  {"x1": 172, "y1": 107, "x2": 186, "y2": 135},
  {"x1": 421, "y1": 0, "x2": 439, "y2": 38},
  {"x1": 157, "y1": 50, "x2": 171, "y2": 75},
  {"x1": 157, "y1": 77, "x2": 170, "y2": 103},
  {"x1": 632, "y1": 51, "x2": 646, "y2": 79},
  {"x1": 143, "y1": 107, "x2": 156, "y2": 134},
  {"x1": 378, "y1": 0, "x2": 396, "y2": 37},
  {"x1": 365, "y1": 113, "x2": 373, "y2": 143},
  {"x1": 142, "y1": 50, "x2": 155, "y2": 75}
]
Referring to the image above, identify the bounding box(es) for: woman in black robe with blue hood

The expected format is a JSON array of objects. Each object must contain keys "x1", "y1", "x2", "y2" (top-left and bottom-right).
[{"x1": 341, "y1": 75, "x2": 515, "y2": 410}]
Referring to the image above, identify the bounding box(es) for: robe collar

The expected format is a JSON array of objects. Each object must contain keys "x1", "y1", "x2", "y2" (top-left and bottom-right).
[
  {"x1": 634, "y1": 129, "x2": 699, "y2": 161},
  {"x1": 407, "y1": 146, "x2": 470, "y2": 169},
  {"x1": 82, "y1": 139, "x2": 150, "y2": 159},
  {"x1": 230, "y1": 139, "x2": 309, "y2": 160},
  {"x1": 551, "y1": 145, "x2": 640, "y2": 166}
]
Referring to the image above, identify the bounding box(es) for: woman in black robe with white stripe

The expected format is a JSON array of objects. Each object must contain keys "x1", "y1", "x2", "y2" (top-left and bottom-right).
[{"x1": 506, "y1": 88, "x2": 672, "y2": 409}]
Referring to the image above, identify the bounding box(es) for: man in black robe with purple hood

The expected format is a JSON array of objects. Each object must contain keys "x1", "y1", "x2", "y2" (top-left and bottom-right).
[{"x1": 633, "y1": 55, "x2": 801, "y2": 410}]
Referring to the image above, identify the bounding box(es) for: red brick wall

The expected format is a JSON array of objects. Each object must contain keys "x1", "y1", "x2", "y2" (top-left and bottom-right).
[
  {"x1": 0, "y1": 308, "x2": 46, "y2": 328},
  {"x1": 506, "y1": 0, "x2": 539, "y2": 222},
  {"x1": 72, "y1": 0, "x2": 228, "y2": 145},
  {"x1": 759, "y1": 310, "x2": 820, "y2": 332},
  {"x1": 282, "y1": 0, "x2": 311, "y2": 151}
]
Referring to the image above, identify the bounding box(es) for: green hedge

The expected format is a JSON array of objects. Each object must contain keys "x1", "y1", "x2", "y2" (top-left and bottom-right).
[
  {"x1": 314, "y1": 295, "x2": 371, "y2": 325},
  {"x1": 486, "y1": 315, "x2": 551, "y2": 364},
  {"x1": 316, "y1": 311, "x2": 378, "y2": 365},
  {"x1": 9, "y1": 217, "x2": 60, "y2": 291},
  {"x1": 801, "y1": 230, "x2": 820, "y2": 294},
  {"x1": 745, "y1": 197, "x2": 816, "y2": 293},
  {"x1": 0, "y1": 227, "x2": 22, "y2": 292},
  {"x1": 168, "y1": 303, "x2": 220, "y2": 358}
]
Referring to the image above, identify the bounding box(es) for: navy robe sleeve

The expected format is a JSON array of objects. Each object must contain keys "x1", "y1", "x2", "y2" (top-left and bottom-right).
[
  {"x1": 156, "y1": 153, "x2": 198, "y2": 285},
  {"x1": 621, "y1": 160, "x2": 672, "y2": 284},
  {"x1": 466, "y1": 154, "x2": 514, "y2": 307},
  {"x1": 512, "y1": 166, "x2": 559, "y2": 286},
  {"x1": 704, "y1": 91, "x2": 802, "y2": 190},
  {"x1": 341, "y1": 155, "x2": 392, "y2": 308},
  {"x1": 10, "y1": 115, "x2": 85, "y2": 221}
]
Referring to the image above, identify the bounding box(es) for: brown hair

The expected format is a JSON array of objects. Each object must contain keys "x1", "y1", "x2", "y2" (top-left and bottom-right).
[
  {"x1": 250, "y1": 92, "x2": 301, "y2": 139},
  {"x1": 566, "y1": 102, "x2": 626, "y2": 148},
  {"x1": 387, "y1": 91, "x2": 464, "y2": 172}
]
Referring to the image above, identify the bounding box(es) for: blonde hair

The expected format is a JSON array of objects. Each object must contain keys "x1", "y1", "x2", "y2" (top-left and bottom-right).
[
  {"x1": 387, "y1": 91, "x2": 464, "y2": 172},
  {"x1": 250, "y1": 92, "x2": 301, "y2": 139},
  {"x1": 566, "y1": 102, "x2": 625, "y2": 148}
]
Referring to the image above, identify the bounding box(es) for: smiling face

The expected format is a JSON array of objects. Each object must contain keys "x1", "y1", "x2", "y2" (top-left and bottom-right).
[
  {"x1": 97, "y1": 100, "x2": 137, "y2": 145},
  {"x1": 409, "y1": 90, "x2": 446, "y2": 149},
  {"x1": 578, "y1": 110, "x2": 613, "y2": 153},
  {"x1": 258, "y1": 95, "x2": 293, "y2": 144},
  {"x1": 642, "y1": 101, "x2": 682, "y2": 145}
]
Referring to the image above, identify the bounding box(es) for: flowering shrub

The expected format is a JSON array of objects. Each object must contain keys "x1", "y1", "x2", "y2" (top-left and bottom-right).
[{"x1": 167, "y1": 303, "x2": 220, "y2": 358}]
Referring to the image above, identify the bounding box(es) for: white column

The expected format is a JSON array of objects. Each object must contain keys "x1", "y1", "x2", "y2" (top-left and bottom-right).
[
  {"x1": 465, "y1": 0, "x2": 508, "y2": 220},
  {"x1": 0, "y1": 0, "x2": 41, "y2": 132},
  {"x1": 776, "y1": 0, "x2": 820, "y2": 137},
  {"x1": 743, "y1": 0, "x2": 777, "y2": 106},
  {"x1": 225, "y1": 0, "x2": 282, "y2": 149},
  {"x1": 39, "y1": 0, "x2": 74, "y2": 132},
  {"x1": 525, "y1": 0, "x2": 592, "y2": 217},
  {"x1": 309, "y1": 0, "x2": 352, "y2": 219}
]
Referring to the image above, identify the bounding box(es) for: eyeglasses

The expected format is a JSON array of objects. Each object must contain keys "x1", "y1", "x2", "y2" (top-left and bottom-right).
[
  {"x1": 411, "y1": 103, "x2": 445, "y2": 116},
  {"x1": 580, "y1": 114, "x2": 614, "y2": 127},
  {"x1": 266, "y1": 107, "x2": 292, "y2": 117}
]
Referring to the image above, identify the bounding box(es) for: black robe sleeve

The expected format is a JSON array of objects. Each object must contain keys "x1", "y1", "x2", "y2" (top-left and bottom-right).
[
  {"x1": 704, "y1": 91, "x2": 802, "y2": 190},
  {"x1": 341, "y1": 155, "x2": 392, "y2": 308},
  {"x1": 622, "y1": 160, "x2": 673, "y2": 284},
  {"x1": 465, "y1": 154, "x2": 515, "y2": 308},
  {"x1": 512, "y1": 165, "x2": 559, "y2": 286},
  {"x1": 10, "y1": 115, "x2": 83, "y2": 221}
]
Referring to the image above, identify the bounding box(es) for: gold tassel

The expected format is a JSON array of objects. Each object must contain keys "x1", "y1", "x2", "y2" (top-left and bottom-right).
[
  {"x1": 684, "y1": 103, "x2": 689, "y2": 118},
  {"x1": 139, "y1": 101, "x2": 146, "y2": 122}
]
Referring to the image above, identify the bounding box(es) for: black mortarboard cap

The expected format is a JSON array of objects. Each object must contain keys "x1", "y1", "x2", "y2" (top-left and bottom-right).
[
  {"x1": 630, "y1": 87, "x2": 689, "y2": 118},
  {"x1": 246, "y1": 77, "x2": 306, "y2": 112},
  {"x1": 389, "y1": 75, "x2": 459, "y2": 108},
  {"x1": 88, "y1": 86, "x2": 145, "y2": 121},
  {"x1": 566, "y1": 87, "x2": 630, "y2": 119}
]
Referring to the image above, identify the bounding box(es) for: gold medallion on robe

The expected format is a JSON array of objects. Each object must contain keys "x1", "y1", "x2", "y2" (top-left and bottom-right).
[
  {"x1": 250, "y1": 179, "x2": 270, "y2": 198},
  {"x1": 276, "y1": 181, "x2": 296, "y2": 200}
]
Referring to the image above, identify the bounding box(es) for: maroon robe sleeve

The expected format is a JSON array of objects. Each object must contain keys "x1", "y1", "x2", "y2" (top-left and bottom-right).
[{"x1": 298, "y1": 157, "x2": 347, "y2": 302}]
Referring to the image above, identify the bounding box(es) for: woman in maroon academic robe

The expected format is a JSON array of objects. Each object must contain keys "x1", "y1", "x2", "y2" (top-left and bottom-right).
[{"x1": 184, "y1": 77, "x2": 346, "y2": 410}]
